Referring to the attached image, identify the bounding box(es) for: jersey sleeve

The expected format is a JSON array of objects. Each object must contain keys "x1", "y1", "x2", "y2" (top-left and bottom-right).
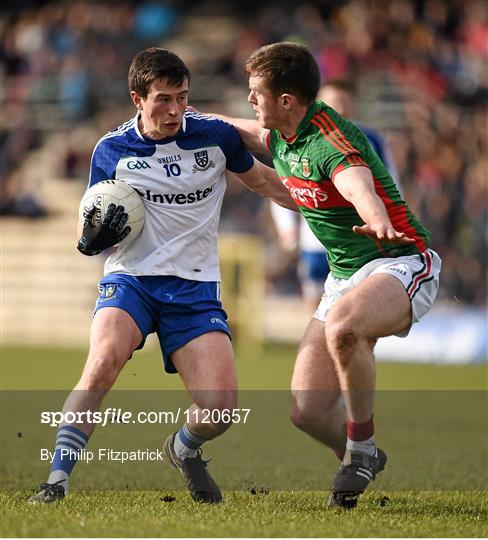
[
  {"x1": 218, "y1": 122, "x2": 254, "y2": 174},
  {"x1": 311, "y1": 116, "x2": 370, "y2": 182},
  {"x1": 88, "y1": 138, "x2": 120, "y2": 187},
  {"x1": 319, "y1": 138, "x2": 369, "y2": 182}
]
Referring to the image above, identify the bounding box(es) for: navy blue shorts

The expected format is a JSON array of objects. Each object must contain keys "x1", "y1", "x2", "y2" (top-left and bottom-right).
[{"x1": 94, "y1": 274, "x2": 231, "y2": 373}]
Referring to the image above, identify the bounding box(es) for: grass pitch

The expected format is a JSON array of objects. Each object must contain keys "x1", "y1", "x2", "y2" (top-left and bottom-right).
[
  {"x1": 2, "y1": 490, "x2": 487, "y2": 538},
  {"x1": 1, "y1": 343, "x2": 487, "y2": 537}
]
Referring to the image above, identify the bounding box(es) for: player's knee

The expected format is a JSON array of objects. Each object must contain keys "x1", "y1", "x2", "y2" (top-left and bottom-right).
[
  {"x1": 215, "y1": 392, "x2": 237, "y2": 421},
  {"x1": 196, "y1": 389, "x2": 237, "y2": 427},
  {"x1": 325, "y1": 316, "x2": 360, "y2": 358},
  {"x1": 290, "y1": 403, "x2": 317, "y2": 432},
  {"x1": 290, "y1": 397, "x2": 335, "y2": 433},
  {"x1": 80, "y1": 351, "x2": 126, "y2": 390}
]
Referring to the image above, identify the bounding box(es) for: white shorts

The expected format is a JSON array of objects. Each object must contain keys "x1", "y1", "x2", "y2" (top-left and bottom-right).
[{"x1": 313, "y1": 249, "x2": 442, "y2": 337}]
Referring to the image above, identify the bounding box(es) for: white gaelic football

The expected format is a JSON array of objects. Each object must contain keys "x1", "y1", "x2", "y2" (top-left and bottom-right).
[{"x1": 79, "y1": 180, "x2": 145, "y2": 247}]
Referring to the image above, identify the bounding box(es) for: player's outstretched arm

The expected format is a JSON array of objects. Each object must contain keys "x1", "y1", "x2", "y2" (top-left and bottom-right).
[
  {"x1": 219, "y1": 116, "x2": 269, "y2": 155},
  {"x1": 333, "y1": 166, "x2": 415, "y2": 245},
  {"x1": 233, "y1": 159, "x2": 298, "y2": 211},
  {"x1": 187, "y1": 106, "x2": 268, "y2": 155}
]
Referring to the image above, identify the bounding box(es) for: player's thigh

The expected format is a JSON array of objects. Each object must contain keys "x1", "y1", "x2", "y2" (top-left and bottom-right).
[
  {"x1": 291, "y1": 318, "x2": 341, "y2": 414},
  {"x1": 81, "y1": 307, "x2": 143, "y2": 379},
  {"x1": 327, "y1": 273, "x2": 411, "y2": 339},
  {"x1": 171, "y1": 331, "x2": 236, "y2": 409}
]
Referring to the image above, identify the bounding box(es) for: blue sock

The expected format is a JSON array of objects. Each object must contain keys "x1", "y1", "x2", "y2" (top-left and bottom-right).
[
  {"x1": 173, "y1": 424, "x2": 207, "y2": 458},
  {"x1": 48, "y1": 425, "x2": 89, "y2": 494}
]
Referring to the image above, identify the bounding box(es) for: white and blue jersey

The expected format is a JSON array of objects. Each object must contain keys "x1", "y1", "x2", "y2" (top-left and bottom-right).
[
  {"x1": 88, "y1": 110, "x2": 254, "y2": 282},
  {"x1": 88, "y1": 110, "x2": 253, "y2": 371}
]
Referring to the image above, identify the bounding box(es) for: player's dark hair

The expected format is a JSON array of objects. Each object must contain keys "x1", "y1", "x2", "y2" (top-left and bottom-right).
[
  {"x1": 128, "y1": 47, "x2": 191, "y2": 98},
  {"x1": 245, "y1": 42, "x2": 321, "y2": 105}
]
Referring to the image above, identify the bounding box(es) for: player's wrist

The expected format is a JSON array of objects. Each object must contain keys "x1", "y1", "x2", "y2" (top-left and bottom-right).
[
  {"x1": 77, "y1": 247, "x2": 102, "y2": 256},
  {"x1": 76, "y1": 237, "x2": 102, "y2": 256}
]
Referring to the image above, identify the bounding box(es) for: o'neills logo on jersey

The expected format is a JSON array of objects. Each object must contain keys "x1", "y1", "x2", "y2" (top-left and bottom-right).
[
  {"x1": 282, "y1": 177, "x2": 328, "y2": 209},
  {"x1": 135, "y1": 184, "x2": 216, "y2": 205}
]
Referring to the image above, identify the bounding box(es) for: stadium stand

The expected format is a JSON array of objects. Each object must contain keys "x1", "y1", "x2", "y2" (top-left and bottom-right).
[{"x1": 1, "y1": 0, "x2": 486, "y2": 356}]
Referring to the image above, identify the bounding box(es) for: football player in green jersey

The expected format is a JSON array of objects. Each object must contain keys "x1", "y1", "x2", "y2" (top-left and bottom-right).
[{"x1": 216, "y1": 42, "x2": 441, "y2": 508}]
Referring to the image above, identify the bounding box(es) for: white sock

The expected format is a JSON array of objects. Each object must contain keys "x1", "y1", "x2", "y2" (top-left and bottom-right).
[
  {"x1": 173, "y1": 426, "x2": 197, "y2": 459},
  {"x1": 173, "y1": 424, "x2": 208, "y2": 459},
  {"x1": 47, "y1": 470, "x2": 69, "y2": 495},
  {"x1": 346, "y1": 436, "x2": 376, "y2": 457},
  {"x1": 173, "y1": 431, "x2": 197, "y2": 458}
]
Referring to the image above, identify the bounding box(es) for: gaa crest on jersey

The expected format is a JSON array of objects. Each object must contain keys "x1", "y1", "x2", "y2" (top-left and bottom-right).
[
  {"x1": 192, "y1": 150, "x2": 216, "y2": 173},
  {"x1": 301, "y1": 158, "x2": 311, "y2": 177}
]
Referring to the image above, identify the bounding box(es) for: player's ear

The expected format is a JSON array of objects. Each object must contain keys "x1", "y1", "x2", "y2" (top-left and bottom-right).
[
  {"x1": 281, "y1": 94, "x2": 293, "y2": 110},
  {"x1": 130, "y1": 91, "x2": 144, "y2": 110}
]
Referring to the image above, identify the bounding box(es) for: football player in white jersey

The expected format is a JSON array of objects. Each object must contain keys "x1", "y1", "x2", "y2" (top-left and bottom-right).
[{"x1": 29, "y1": 48, "x2": 297, "y2": 505}]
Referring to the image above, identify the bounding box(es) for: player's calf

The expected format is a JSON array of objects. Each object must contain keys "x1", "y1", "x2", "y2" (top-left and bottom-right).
[{"x1": 289, "y1": 394, "x2": 346, "y2": 459}]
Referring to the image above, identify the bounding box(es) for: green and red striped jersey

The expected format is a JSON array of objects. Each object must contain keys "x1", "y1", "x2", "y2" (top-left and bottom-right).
[{"x1": 267, "y1": 100, "x2": 431, "y2": 279}]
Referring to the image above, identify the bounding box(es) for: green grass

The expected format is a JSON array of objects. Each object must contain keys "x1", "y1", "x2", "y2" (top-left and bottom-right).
[
  {"x1": 1, "y1": 342, "x2": 486, "y2": 390},
  {"x1": 1, "y1": 344, "x2": 487, "y2": 537},
  {"x1": 1, "y1": 490, "x2": 487, "y2": 537}
]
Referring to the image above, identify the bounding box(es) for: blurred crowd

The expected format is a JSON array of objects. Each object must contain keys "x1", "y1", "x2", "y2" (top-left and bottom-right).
[{"x1": 1, "y1": 0, "x2": 486, "y2": 305}]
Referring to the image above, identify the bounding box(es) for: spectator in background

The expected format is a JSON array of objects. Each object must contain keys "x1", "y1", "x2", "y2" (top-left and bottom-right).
[
  {"x1": 1, "y1": 1, "x2": 184, "y2": 198},
  {"x1": 1, "y1": 0, "x2": 485, "y2": 306},
  {"x1": 271, "y1": 78, "x2": 402, "y2": 312}
]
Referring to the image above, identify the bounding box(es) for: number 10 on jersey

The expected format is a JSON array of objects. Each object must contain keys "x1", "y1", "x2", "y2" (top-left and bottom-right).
[{"x1": 163, "y1": 163, "x2": 181, "y2": 177}]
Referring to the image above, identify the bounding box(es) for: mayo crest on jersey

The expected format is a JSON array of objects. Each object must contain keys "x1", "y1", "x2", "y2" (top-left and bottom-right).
[{"x1": 87, "y1": 110, "x2": 253, "y2": 281}]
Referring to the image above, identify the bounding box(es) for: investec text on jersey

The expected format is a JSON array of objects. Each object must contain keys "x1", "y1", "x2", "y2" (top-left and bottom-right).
[{"x1": 135, "y1": 184, "x2": 216, "y2": 205}]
